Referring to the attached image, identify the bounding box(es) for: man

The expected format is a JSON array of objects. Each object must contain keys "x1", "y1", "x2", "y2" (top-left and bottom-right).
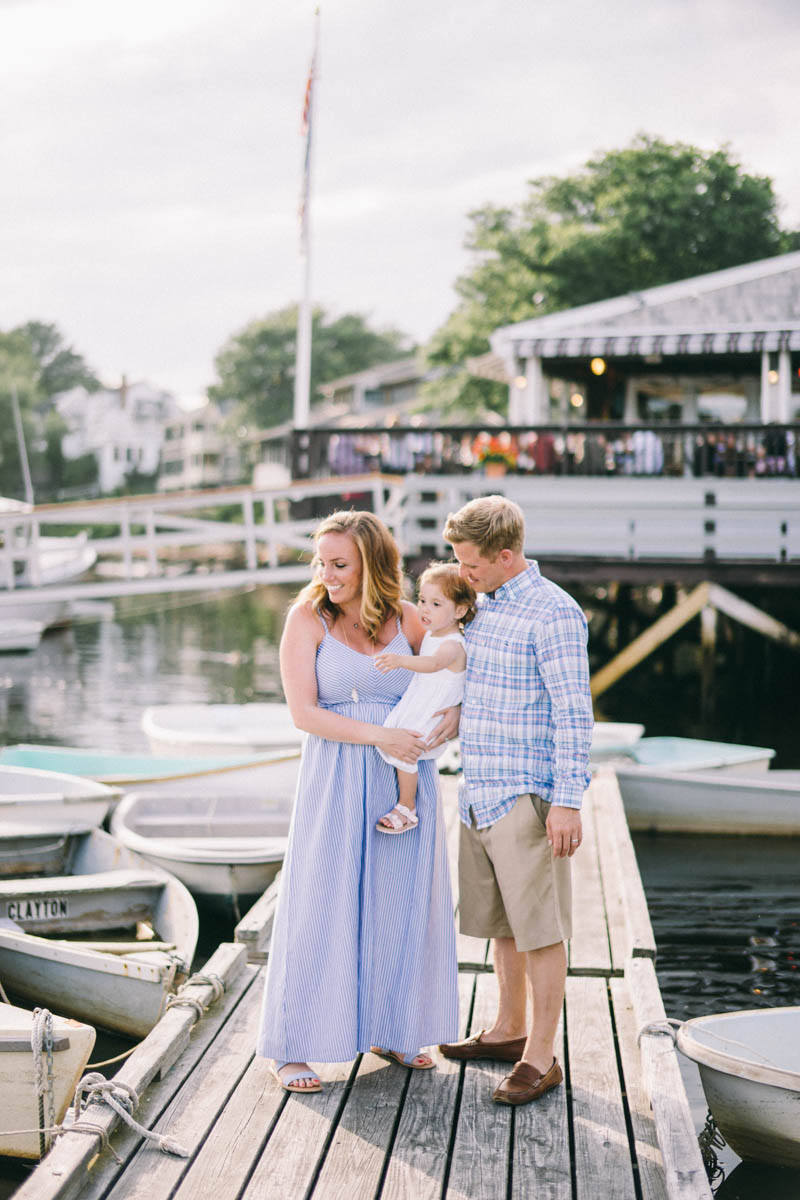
[{"x1": 436, "y1": 495, "x2": 593, "y2": 1106}]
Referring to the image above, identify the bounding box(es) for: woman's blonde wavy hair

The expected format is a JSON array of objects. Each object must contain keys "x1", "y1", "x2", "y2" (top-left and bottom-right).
[{"x1": 297, "y1": 510, "x2": 405, "y2": 641}]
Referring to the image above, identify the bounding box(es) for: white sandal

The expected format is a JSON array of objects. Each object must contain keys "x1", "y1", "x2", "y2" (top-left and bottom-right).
[
  {"x1": 271, "y1": 1061, "x2": 322, "y2": 1093},
  {"x1": 376, "y1": 803, "x2": 419, "y2": 835}
]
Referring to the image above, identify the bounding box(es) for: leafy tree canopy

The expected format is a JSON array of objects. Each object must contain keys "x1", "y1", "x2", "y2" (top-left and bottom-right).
[
  {"x1": 209, "y1": 305, "x2": 413, "y2": 430},
  {"x1": 0, "y1": 322, "x2": 99, "y2": 499},
  {"x1": 427, "y1": 134, "x2": 799, "y2": 414}
]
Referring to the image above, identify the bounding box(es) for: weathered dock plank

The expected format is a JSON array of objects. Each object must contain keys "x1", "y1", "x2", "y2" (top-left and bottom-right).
[
  {"x1": 569, "y1": 786, "x2": 612, "y2": 975},
  {"x1": 510, "y1": 1016, "x2": 570, "y2": 1200},
  {"x1": 567, "y1": 975, "x2": 636, "y2": 1200},
  {"x1": 381, "y1": 971, "x2": 475, "y2": 1200},
  {"x1": 170, "y1": 1056, "x2": 283, "y2": 1200},
  {"x1": 610, "y1": 976, "x2": 668, "y2": 1200},
  {"x1": 591, "y1": 769, "x2": 657, "y2": 965},
  {"x1": 445, "y1": 972, "x2": 513, "y2": 1199},
  {"x1": 240, "y1": 1062, "x2": 356, "y2": 1199},
  {"x1": 626, "y1": 957, "x2": 712, "y2": 1200},
  {"x1": 12, "y1": 943, "x2": 248, "y2": 1200},
  {"x1": 78, "y1": 957, "x2": 262, "y2": 1200},
  {"x1": 310, "y1": 1054, "x2": 410, "y2": 1199},
  {"x1": 94, "y1": 963, "x2": 266, "y2": 1200},
  {"x1": 235, "y1": 874, "x2": 280, "y2": 963}
]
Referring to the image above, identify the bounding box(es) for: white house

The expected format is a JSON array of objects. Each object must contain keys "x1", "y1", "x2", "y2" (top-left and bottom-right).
[
  {"x1": 56, "y1": 379, "x2": 180, "y2": 493},
  {"x1": 158, "y1": 402, "x2": 241, "y2": 492}
]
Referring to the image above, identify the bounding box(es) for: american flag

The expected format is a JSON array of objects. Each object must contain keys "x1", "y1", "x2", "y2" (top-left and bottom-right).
[{"x1": 299, "y1": 17, "x2": 318, "y2": 253}]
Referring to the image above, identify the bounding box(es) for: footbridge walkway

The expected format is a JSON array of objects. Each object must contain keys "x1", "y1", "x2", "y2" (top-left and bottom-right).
[{"x1": 2, "y1": 467, "x2": 799, "y2": 609}]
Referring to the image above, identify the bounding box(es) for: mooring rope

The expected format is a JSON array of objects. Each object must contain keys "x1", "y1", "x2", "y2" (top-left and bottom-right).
[
  {"x1": 165, "y1": 970, "x2": 226, "y2": 1020},
  {"x1": 636, "y1": 1018, "x2": 682, "y2": 1046},
  {"x1": 72, "y1": 1074, "x2": 190, "y2": 1158}
]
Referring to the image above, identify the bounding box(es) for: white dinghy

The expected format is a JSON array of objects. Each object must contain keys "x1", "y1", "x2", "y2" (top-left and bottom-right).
[
  {"x1": 614, "y1": 766, "x2": 800, "y2": 835},
  {"x1": 589, "y1": 721, "x2": 645, "y2": 758},
  {"x1": 0, "y1": 743, "x2": 297, "y2": 791},
  {"x1": 677, "y1": 1006, "x2": 800, "y2": 1168},
  {"x1": 0, "y1": 764, "x2": 117, "y2": 833},
  {"x1": 0, "y1": 827, "x2": 198, "y2": 1037},
  {"x1": 112, "y1": 789, "x2": 293, "y2": 913},
  {"x1": 0, "y1": 619, "x2": 45, "y2": 653},
  {"x1": 0, "y1": 1002, "x2": 95, "y2": 1160},
  {"x1": 142, "y1": 702, "x2": 303, "y2": 756}
]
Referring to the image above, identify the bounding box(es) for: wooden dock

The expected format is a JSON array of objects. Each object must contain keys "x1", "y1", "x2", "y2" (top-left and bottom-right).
[{"x1": 14, "y1": 772, "x2": 711, "y2": 1200}]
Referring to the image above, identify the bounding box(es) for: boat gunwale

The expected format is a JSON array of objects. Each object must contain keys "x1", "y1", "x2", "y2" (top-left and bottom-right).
[{"x1": 676, "y1": 1006, "x2": 800, "y2": 1092}]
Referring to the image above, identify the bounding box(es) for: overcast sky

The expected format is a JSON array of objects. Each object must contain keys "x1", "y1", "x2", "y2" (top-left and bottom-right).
[{"x1": 2, "y1": 0, "x2": 798, "y2": 403}]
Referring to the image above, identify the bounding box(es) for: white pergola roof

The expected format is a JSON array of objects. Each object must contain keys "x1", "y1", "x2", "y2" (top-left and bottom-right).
[{"x1": 491, "y1": 250, "x2": 800, "y2": 362}]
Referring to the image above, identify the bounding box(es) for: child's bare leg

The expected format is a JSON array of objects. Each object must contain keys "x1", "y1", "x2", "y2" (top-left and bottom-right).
[
  {"x1": 397, "y1": 767, "x2": 418, "y2": 815},
  {"x1": 377, "y1": 768, "x2": 419, "y2": 832}
]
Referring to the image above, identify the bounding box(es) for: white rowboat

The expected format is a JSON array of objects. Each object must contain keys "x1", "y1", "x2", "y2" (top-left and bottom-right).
[
  {"x1": 615, "y1": 767, "x2": 800, "y2": 835},
  {"x1": 0, "y1": 765, "x2": 119, "y2": 845},
  {"x1": 111, "y1": 790, "x2": 293, "y2": 908},
  {"x1": 0, "y1": 743, "x2": 298, "y2": 789},
  {"x1": 677, "y1": 1006, "x2": 800, "y2": 1168},
  {"x1": 142, "y1": 702, "x2": 302, "y2": 756},
  {"x1": 0, "y1": 1002, "x2": 96, "y2": 1159},
  {"x1": 0, "y1": 619, "x2": 45, "y2": 653},
  {"x1": 0, "y1": 827, "x2": 198, "y2": 1037}
]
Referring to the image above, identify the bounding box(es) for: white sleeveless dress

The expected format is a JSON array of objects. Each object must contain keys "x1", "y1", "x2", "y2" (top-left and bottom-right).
[{"x1": 378, "y1": 630, "x2": 466, "y2": 773}]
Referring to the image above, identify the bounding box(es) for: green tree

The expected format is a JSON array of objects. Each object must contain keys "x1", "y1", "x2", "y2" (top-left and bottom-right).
[
  {"x1": 0, "y1": 323, "x2": 100, "y2": 499},
  {"x1": 428, "y1": 134, "x2": 799, "y2": 414},
  {"x1": 209, "y1": 305, "x2": 413, "y2": 429},
  {"x1": 16, "y1": 321, "x2": 100, "y2": 399}
]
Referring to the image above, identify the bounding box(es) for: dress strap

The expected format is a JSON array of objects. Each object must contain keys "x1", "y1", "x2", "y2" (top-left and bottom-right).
[
  {"x1": 317, "y1": 610, "x2": 330, "y2": 633},
  {"x1": 395, "y1": 613, "x2": 403, "y2": 633}
]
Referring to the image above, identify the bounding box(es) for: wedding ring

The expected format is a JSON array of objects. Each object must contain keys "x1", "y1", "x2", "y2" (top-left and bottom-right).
[{"x1": 570, "y1": 837, "x2": 580, "y2": 843}]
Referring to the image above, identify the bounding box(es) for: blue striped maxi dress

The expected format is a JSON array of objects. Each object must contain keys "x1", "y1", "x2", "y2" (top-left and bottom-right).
[{"x1": 257, "y1": 617, "x2": 459, "y2": 1063}]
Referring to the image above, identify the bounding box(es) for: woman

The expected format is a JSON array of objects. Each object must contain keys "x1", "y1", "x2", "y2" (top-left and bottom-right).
[{"x1": 257, "y1": 511, "x2": 459, "y2": 1092}]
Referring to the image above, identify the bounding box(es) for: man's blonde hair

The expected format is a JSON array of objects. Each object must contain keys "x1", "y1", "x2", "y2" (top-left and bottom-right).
[{"x1": 442, "y1": 495, "x2": 525, "y2": 559}]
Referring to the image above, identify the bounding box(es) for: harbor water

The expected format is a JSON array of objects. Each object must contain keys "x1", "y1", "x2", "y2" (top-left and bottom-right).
[{"x1": 1, "y1": 585, "x2": 799, "y2": 1197}]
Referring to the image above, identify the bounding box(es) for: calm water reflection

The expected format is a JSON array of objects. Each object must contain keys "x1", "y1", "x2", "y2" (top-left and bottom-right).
[{"x1": 1, "y1": 587, "x2": 798, "y2": 1196}]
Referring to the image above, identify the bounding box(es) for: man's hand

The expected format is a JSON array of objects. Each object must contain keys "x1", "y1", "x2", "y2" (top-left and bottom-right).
[
  {"x1": 426, "y1": 704, "x2": 461, "y2": 748},
  {"x1": 546, "y1": 805, "x2": 582, "y2": 858}
]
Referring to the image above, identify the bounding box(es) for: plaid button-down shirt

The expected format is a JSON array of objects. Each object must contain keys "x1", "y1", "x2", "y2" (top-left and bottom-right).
[{"x1": 458, "y1": 562, "x2": 593, "y2": 828}]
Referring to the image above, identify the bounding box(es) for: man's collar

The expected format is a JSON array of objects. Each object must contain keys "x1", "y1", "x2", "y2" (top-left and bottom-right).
[{"x1": 488, "y1": 560, "x2": 540, "y2": 601}]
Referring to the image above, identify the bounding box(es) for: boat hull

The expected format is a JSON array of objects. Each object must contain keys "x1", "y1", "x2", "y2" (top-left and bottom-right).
[
  {"x1": 0, "y1": 743, "x2": 297, "y2": 789},
  {"x1": 0, "y1": 1003, "x2": 96, "y2": 1159},
  {"x1": 677, "y1": 1007, "x2": 800, "y2": 1169},
  {"x1": 0, "y1": 620, "x2": 44, "y2": 653},
  {"x1": 142, "y1": 702, "x2": 303, "y2": 756},
  {"x1": 0, "y1": 828, "x2": 197, "y2": 1036},
  {"x1": 111, "y1": 790, "x2": 292, "y2": 905},
  {"x1": 0, "y1": 765, "x2": 118, "y2": 841},
  {"x1": 617, "y1": 768, "x2": 800, "y2": 834},
  {"x1": 0, "y1": 931, "x2": 178, "y2": 1038}
]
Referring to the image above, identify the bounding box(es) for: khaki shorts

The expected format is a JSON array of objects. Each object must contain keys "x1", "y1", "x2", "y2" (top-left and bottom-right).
[{"x1": 458, "y1": 794, "x2": 572, "y2": 952}]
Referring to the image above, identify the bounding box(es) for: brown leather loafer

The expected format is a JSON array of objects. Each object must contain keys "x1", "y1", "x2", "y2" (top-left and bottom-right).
[
  {"x1": 492, "y1": 1058, "x2": 563, "y2": 1105},
  {"x1": 439, "y1": 1029, "x2": 528, "y2": 1063}
]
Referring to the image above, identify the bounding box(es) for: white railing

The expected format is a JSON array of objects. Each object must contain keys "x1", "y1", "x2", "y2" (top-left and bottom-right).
[{"x1": 2, "y1": 470, "x2": 799, "y2": 605}]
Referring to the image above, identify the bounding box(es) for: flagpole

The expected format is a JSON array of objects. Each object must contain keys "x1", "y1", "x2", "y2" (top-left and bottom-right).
[{"x1": 294, "y1": 8, "x2": 319, "y2": 431}]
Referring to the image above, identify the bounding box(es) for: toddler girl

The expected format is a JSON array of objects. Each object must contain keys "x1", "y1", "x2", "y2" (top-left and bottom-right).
[{"x1": 373, "y1": 563, "x2": 476, "y2": 834}]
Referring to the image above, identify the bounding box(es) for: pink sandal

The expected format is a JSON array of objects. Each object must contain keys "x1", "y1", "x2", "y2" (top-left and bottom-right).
[{"x1": 375, "y1": 803, "x2": 419, "y2": 835}]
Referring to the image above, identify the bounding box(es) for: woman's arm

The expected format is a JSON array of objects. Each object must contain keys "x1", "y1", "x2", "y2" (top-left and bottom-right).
[{"x1": 280, "y1": 603, "x2": 428, "y2": 763}]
